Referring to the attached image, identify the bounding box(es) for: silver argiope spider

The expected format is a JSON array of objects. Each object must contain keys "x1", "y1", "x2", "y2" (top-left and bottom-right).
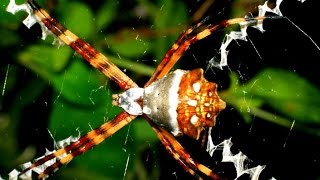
[{"x1": 5, "y1": 0, "x2": 275, "y2": 179}]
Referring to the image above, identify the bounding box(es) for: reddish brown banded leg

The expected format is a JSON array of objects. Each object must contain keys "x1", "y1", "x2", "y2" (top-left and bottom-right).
[
  {"x1": 145, "y1": 16, "x2": 266, "y2": 87},
  {"x1": 27, "y1": 0, "x2": 136, "y2": 91},
  {"x1": 20, "y1": 112, "x2": 136, "y2": 179},
  {"x1": 145, "y1": 20, "x2": 205, "y2": 86},
  {"x1": 145, "y1": 117, "x2": 221, "y2": 180}
]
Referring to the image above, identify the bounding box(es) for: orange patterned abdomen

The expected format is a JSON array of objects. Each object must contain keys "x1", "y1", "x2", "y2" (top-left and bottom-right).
[{"x1": 177, "y1": 69, "x2": 226, "y2": 139}]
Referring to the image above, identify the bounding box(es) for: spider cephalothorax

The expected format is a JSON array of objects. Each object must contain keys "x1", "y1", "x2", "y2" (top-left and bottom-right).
[{"x1": 115, "y1": 68, "x2": 226, "y2": 139}]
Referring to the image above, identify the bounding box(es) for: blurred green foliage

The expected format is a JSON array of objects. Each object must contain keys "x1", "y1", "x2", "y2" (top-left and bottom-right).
[{"x1": 221, "y1": 68, "x2": 320, "y2": 136}]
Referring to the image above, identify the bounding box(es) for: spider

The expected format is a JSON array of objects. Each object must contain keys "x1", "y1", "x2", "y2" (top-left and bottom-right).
[{"x1": 6, "y1": 0, "x2": 269, "y2": 179}]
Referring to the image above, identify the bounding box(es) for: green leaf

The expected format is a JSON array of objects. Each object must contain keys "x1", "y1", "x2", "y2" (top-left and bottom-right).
[
  {"x1": 224, "y1": 68, "x2": 320, "y2": 126},
  {"x1": 0, "y1": 29, "x2": 20, "y2": 46},
  {"x1": 57, "y1": 2, "x2": 94, "y2": 39},
  {"x1": 107, "y1": 32, "x2": 150, "y2": 58},
  {"x1": 132, "y1": 118, "x2": 157, "y2": 143},
  {"x1": 95, "y1": 0, "x2": 118, "y2": 31},
  {"x1": 49, "y1": 59, "x2": 109, "y2": 106},
  {"x1": 152, "y1": 0, "x2": 188, "y2": 60},
  {"x1": 49, "y1": 86, "x2": 118, "y2": 138},
  {"x1": 18, "y1": 45, "x2": 72, "y2": 75}
]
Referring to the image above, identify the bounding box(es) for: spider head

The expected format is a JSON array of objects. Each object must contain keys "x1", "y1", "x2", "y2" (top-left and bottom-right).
[
  {"x1": 177, "y1": 69, "x2": 226, "y2": 139},
  {"x1": 112, "y1": 88, "x2": 144, "y2": 115}
]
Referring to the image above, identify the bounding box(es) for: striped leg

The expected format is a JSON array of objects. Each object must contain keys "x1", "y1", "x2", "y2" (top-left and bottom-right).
[
  {"x1": 27, "y1": 0, "x2": 137, "y2": 90},
  {"x1": 145, "y1": 16, "x2": 266, "y2": 87},
  {"x1": 19, "y1": 112, "x2": 136, "y2": 179},
  {"x1": 145, "y1": 117, "x2": 221, "y2": 180}
]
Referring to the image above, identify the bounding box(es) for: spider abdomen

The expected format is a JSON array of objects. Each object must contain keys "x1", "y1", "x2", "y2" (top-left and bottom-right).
[
  {"x1": 176, "y1": 69, "x2": 226, "y2": 139},
  {"x1": 144, "y1": 68, "x2": 226, "y2": 139},
  {"x1": 143, "y1": 69, "x2": 186, "y2": 136}
]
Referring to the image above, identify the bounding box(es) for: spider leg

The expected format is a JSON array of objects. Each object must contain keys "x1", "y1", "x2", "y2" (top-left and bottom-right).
[
  {"x1": 19, "y1": 112, "x2": 136, "y2": 179},
  {"x1": 145, "y1": 117, "x2": 221, "y2": 180},
  {"x1": 27, "y1": 0, "x2": 137, "y2": 90},
  {"x1": 145, "y1": 18, "x2": 207, "y2": 86},
  {"x1": 145, "y1": 16, "x2": 266, "y2": 87}
]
